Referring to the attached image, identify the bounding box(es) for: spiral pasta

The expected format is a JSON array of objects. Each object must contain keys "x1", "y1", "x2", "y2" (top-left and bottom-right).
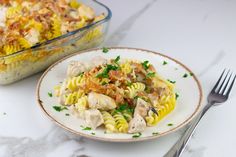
[
  {"x1": 122, "y1": 110, "x2": 133, "y2": 122},
  {"x1": 3, "y1": 44, "x2": 21, "y2": 55},
  {"x1": 54, "y1": 57, "x2": 177, "y2": 133},
  {"x1": 112, "y1": 111, "x2": 129, "y2": 133},
  {"x1": 64, "y1": 90, "x2": 85, "y2": 105},
  {"x1": 67, "y1": 75, "x2": 85, "y2": 91},
  {"x1": 102, "y1": 111, "x2": 117, "y2": 133},
  {"x1": 125, "y1": 82, "x2": 146, "y2": 98},
  {"x1": 120, "y1": 61, "x2": 132, "y2": 74},
  {"x1": 18, "y1": 38, "x2": 32, "y2": 49},
  {"x1": 75, "y1": 96, "x2": 88, "y2": 118},
  {"x1": 145, "y1": 110, "x2": 159, "y2": 126},
  {"x1": 51, "y1": 15, "x2": 62, "y2": 39}
]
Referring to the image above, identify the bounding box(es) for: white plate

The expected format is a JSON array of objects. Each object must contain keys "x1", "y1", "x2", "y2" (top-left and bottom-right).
[{"x1": 36, "y1": 47, "x2": 203, "y2": 142}]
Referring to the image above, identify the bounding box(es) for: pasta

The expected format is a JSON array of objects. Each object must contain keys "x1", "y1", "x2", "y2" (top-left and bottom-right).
[
  {"x1": 0, "y1": 0, "x2": 104, "y2": 56},
  {"x1": 125, "y1": 82, "x2": 146, "y2": 98},
  {"x1": 54, "y1": 56, "x2": 176, "y2": 133},
  {"x1": 102, "y1": 111, "x2": 117, "y2": 133},
  {"x1": 64, "y1": 90, "x2": 85, "y2": 105},
  {"x1": 0, "y1": 0, "x2": 106, "y2": 84},
  {"x1": 112, "y1": 111, "x2": 129, "y2": 133},
  {"x1": 74, "y1": 96, "x2": 88, "y2": 118}
]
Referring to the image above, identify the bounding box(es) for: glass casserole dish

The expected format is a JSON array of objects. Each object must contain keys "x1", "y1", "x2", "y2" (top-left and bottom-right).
[{"x1": 0, "y1": 0, "x2": 112, "y2": 85}]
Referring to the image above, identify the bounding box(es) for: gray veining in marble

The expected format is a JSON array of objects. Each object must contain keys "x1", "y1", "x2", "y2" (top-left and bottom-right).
[
  {"x1": 104, "y1": 0, "x2": 158, "y2": 46},
  {"x1": 0, "y1": 126, "x2": 85, "y2": 157}
]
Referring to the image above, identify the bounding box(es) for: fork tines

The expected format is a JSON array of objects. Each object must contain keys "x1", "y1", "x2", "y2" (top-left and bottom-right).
[{"x1": 211, "y1": 69, "x2": 236, "y2": 97}]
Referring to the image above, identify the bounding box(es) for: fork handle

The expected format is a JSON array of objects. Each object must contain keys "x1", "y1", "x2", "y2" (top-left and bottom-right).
[{"x1": 163, "y1": 102, "x2": 213, "y2": 157}]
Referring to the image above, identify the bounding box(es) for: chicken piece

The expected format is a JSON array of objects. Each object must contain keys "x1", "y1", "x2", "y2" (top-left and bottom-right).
[
  {"x1": 128, "y1": 114, "x2": 146, "y2": 133},
  {"x1": 0, "y1": 7, "x2": 7, "y2": 27},
  {"x1": 58, "y1": 79, "x2": 70, "y2": 105},
  {"x1": 67, "y1": 61, "x2": 91, "y2": 78},
  {"x1": 134, "y1": 98, "x2": 149, "y2": 118},
  {"x1": 88, "y1": 92, "x2": 116, "y2": 110},
  {"x1": 78, "y1": 4, "x2": 95, "y2": 20},
  {"x1": 84, "y1": 109, "x2": 104, "y2": 129},
  {"x1": 67, "y1": 57, "x2": 107, "y2": 78},
  {"x1": 25, "y1": 28, "x2": 40, "y2": 45}
]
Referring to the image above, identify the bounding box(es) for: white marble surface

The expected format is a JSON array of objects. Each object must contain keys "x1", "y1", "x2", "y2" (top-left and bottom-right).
[{"x1": 0, "y1": 0, "x2": 236, "y2": 156}]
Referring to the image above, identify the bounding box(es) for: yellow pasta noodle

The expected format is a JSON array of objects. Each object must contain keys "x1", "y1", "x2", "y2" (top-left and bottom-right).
[
  {"x1": 102, "y1": 111, "x2": 117, "y2": 133},
  {"x1": 112, "y1": 111, "x2": 129, "y2": 133},
  {"x1": 64, "y1": 90, "x2": 85, "y2": 105},
  {"x1": 125, "y1": 82, "x2": 146, "y2": 98}
]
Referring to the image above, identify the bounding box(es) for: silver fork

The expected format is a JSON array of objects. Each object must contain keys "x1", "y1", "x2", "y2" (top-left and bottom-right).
[{"x1": 164, "y1": 70, "x2": 236, "y2": 157}]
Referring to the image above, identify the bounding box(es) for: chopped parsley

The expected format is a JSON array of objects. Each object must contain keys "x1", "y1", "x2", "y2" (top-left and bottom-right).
[
  {"x1": 167, "y1": 79, "x2": 176, "y2": 84},
  {"x1": 175, "y1": 93, "x2": 179, "y2": 100},
  {"x1": 82, "y1": 127, "x2": 92, "y2": 131},
  {"x1": 190, "y1": 72, "x2": 194, "y2": 76},
  {"x1": 76, "y1": 72, "x2": 84, "y2": 77},
  {"x1": 167, "y1": 123, "x2": 173, "y2": 126},
  {"x1": 114, "y1": 56, "x2": 120, "y2": 63},
  {"x1": 116, "y1": 103, "x2": 134, "y2": 114},
  {"x1": 126, "y1": 81, "x2": 132, "y2": 86},
  {"x1": 53, "y1": 106, "x2": 68, "y2": 112},
  {"x1": 146, "y1": 72, "x2": 155, "y2": 78},
  {"x1": 127, "y1": 108, "x2": 134, "y2": 114},
  {"x1": 142, "y1": 60, "x2": 149, "y2": 70},
  {"x1": 101, "y1": 81, "x2": 108, "y2": 85},
  {"x1": 183, "y1": 73, "x2": 188, "y2": 78},
  {"x1": 116, "y1": 103, "x2": 129, "y2": 112},
  {"x1": 91, "y1": 132, "x2": 95, "y2": 135},
  {"x1": 134, "y1": 96, "x2": 140, "y2": 99},
  {"x1": 132, "y1": 132, "x2": 142, "y2": 138},
  {"x1": 152, "y1": 132, "x2": 159, "y2": 136},
  {"x1": 96, "y1": 64, "x2": 119, "y2": 78},
  {"x1": 163, "y1": 61, "x2": 168, "y2": 65},
  {"x1": 65, "y1": 113, "x2": 70, "y2": 116},
  {"x1": 102, "y1": 47, "x2": 109, "y2": 53},
  {"x1": 48, "y1": 92, "x2": 53, "y2": 97}
]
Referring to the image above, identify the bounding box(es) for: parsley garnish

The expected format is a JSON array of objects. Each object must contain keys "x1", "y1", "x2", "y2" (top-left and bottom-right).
[
  {"x1": 127, "y1": 108, "x2": 134, "y2": 114},
  {"x1": 114, "y1": 56, "x2": 120, "y2": 63},
  {"x1": 101, "y1": 81, "x2": 108, "y2": 85},
  {"x1": 65, "y1": 113, "x2": 70, "y2": 116},
  {"x1": 91, "y1": 132, "x2": 95, "y2": 135},
  {"x1": 53, "y1": 106, "x2": 68, "y2": 112},
  {"x1": 126, "y1": 81, "x2": 132, "y2": 86},
  {"x1": 82, "y1": 127, "x2": 92, "y2": 130},
  {"x1": 167, "y1": 123, "x2": 173, "y2": 126},
  {"x1": 183, "y1": 73, "x2": 188, "y2": 78},
  {"x1": 132, "y1": 132, "x2": 142, "y2": 138},
  {"x1": 116, "y1": 103, "x2": 134, "y2": 114},
  {"x1": 96, "y1": 64, "x2": 119, "y2": 78},
  {"x1": 102, "y1": 47, "x2": 109, "y2": 53},
  {"x1": 116, "y1": 103, "x2": 129, "y2": 112},
  {"x1": 76, "y1": 72, "x2": 84, "y2": 77},
  {"x1": 167, "y1": 79, "x2": 176, "y2": 84},
  {"x1": 48, "y1": 92, "x2": 53, "y2": 97},
  {"x1": 142, "y1": 61, "x2": 149, "y2": 70},
  {"x1": 152, "y1": 132, "x2": 159, "y2": 136},
  {"x1": 163, "y1": 61, "x2": 168, "y2": 65},
  {"x1": 146, "y1": 72, "x2": 155, "y2": 78},
  {"x1": 134, "y1": 96, "x2": 139, "y2": 99},
  {"x1": 190, "y1": 72, "x2": 194, "y2": 76},
  {"x1": 175, "y1": 93, "x2": 179, "y2": 100}
]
